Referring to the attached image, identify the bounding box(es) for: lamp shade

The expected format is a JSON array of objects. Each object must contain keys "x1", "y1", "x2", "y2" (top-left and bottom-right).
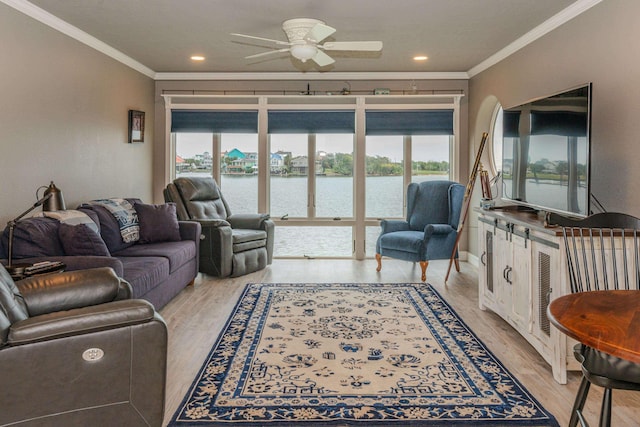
[{"x1": 43, "y1": 181, "x2": 65, "y2": 211}]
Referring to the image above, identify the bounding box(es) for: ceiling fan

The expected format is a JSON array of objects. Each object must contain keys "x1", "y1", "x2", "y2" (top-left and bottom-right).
[{"x1": 231, "y1": 18, "x2": 383, "y2": 67}]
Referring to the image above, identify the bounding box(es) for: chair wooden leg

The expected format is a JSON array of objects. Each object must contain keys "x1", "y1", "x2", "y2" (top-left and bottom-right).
[
  {"x1": 419, "y1": 261, "x2": 428, "y2": 282},
  {"x1": 454, "y1": 258, "x2": 460, "y2": 272},
  {"x1": 569, "y1": 376, "x2": 591, "y2": 427},
  {"x1": 599, "y1": 388, "x2": 612, "y2": 427},
  {"x1": 375, "y1": 253, "x2": 382, "y2": 272}
]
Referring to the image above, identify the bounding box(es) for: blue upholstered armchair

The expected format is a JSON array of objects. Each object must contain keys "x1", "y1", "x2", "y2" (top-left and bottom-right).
[{"x1": 375, "y1": 180, "x2": 464, "y2": 282}]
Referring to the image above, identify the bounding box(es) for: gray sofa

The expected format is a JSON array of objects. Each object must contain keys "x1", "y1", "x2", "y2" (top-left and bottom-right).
[{"x1": 0, "y1": 200, "x2": 200, "y2": 310}]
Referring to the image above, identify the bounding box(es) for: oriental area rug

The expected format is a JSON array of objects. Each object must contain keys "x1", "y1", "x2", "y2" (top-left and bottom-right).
[{"x1": 169, "y1": 283, "x2": 558, "y2": 426}]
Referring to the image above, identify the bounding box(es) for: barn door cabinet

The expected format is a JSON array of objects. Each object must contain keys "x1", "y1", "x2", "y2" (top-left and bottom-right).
[{"x1": 476, "y1": 208, "x2": 577, "y2": 384}]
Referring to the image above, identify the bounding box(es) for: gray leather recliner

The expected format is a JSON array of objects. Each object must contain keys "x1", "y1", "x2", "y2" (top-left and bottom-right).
[
  {"x1": 0, "y1": 265, "x2": 167, "y2": 427},
  {"x1": 164, "y1": 177, "x2": 274, "y2": 277}
]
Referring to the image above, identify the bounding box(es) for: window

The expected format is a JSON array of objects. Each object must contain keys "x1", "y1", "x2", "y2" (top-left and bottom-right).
[
  {"x1": 171, "y1": 110, "x2": 259, "y2": 212},
  {"x1": 268, "y1": 110, "x2": 356, "y2": 257},
  {"x1": 167, "y1": 95, "x2": 461, "y2": 260},
  {"x1": 411, "y1": 135, "x2": 451, "y2": 183},
  {"x1": 276, "y1": 226, "x2": 353, "y2": 257},
  {"x1": 316, "y1": 134, "x2": 354, "y2": 218},
  {"x1": 365, "y1": 135, "x2": 404, "y2": 219},
  {"x1": 365, "y1": 109, "x2": 454, "y2": 220},
  {"x1": 269, "y1": 134, "x2": 308, "y2": 218},
  {"x1": 220, "y1": 134, "x2": 259, "y2": 214},
  {"x1": 491, "y1": 105, "x2": 504, "y2": 173},
  {"x1": 175, "y1": 133, "x2": 213, "y2": 178}
]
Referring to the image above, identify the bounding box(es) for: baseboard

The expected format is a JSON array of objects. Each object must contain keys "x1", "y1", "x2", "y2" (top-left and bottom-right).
[{"x1": 466, "y1": 251, "x2": 479, "y2": 268}]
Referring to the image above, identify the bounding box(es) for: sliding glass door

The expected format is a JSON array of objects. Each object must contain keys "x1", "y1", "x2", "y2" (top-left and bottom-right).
[
  {"x1": 168, "y1": 97, "x2": 459, "y2": 259},
  {"x1": 268, "y1": 110, "x2": 355, "y2": 257}
]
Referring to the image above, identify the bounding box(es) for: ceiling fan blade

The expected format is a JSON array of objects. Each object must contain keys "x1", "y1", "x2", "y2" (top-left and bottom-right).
[
  {"x1": 304, "y1": 23, "x2": 336, "y2": 43},
  {"x1": 245, "y1": 48, "x2": 290, "y2": 59},
  {"x1": 311, "y1": 50, "x2": 335, "y2": 67},
  {"x1": 231, "y1": 33, "x2": 291, "y2": 46},
  {"x1": 321, "y1": 41, "x2": 383, "y2": 51}
]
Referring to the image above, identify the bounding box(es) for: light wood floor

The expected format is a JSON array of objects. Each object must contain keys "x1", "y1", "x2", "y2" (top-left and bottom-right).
[{"x1": 160, "y1": 259, "x2": 640, "y2": 426}]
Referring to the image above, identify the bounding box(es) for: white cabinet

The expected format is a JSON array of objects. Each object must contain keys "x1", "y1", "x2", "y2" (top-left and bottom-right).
[
  {"x1": 480, "y1": 224, "x2": 531, "y2": 327},
  {"x1": 477, "y1": 209, "x2": 572, "y2": 384},
  {"x1": 504, "y1": 232, "x2": 531, "y2": 330}
]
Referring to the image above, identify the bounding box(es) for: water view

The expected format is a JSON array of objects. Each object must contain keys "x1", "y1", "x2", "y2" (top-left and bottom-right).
[
  {"x1": 175, "y1": 133, "x2": 452, "y2": 257},
  {"x1": 179, "y1": 172, "x2": 446, "y2": 257}
]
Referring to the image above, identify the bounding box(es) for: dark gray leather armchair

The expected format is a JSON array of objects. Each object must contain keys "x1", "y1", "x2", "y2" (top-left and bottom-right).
[
  {"x1": 164, "y1": 177, "x2": 274, "y2": 277},
  {"x1": 0, "y1": 266, "x2": 167, "y2": 426}
]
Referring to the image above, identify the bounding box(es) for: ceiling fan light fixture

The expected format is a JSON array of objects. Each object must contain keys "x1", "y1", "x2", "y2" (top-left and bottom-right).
[
  {"x1": 233, "y1": 17, "x2": 382, "y2": 69},
  {"x1": 290, "y1": 44, "x2": 317, "y2": 62}
]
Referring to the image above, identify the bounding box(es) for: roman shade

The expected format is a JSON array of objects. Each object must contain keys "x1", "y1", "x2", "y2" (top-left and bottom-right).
[
  {"x1": 171, "y1": 110, "x2": 258, "y2": 133},
  {"x1": 365, "y1": 110, "x2": 454, "y2": 135},
  {"x1": 268, "y1": 111, "x2": 355, "y2": 134}
]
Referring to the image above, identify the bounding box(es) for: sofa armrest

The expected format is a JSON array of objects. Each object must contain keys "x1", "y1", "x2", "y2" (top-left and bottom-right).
[
  {"x1": 7, "y1": 299, "x2": 159, "y2": 346},
  {"x1": 424, "y1": 224, "x2": 456, "y2": 237},
  {"x1": 196, "y1": 218, "x2": 231, "y2": 228},
  {"x1": 228, "y1": 213, "x2": 271, "y2": 230},
  {"x1": 17, "y1": 267, "x2": 130, "y2": 317},
  {"x1": 380, "y1": 220, "x2": 410, "y2": 235},
  {"x1": 178, "y1": 220, "x2": 201, "y2": 242}
]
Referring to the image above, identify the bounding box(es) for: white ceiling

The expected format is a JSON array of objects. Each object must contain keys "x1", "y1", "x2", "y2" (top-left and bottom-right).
[{"x1": 8, "y1": 0, "x2": 596, "y2": 78}]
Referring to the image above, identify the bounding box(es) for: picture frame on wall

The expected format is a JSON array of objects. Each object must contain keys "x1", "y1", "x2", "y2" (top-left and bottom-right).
[{"x1": 128, "y1": 110, "x2": 145, "y2": 143}]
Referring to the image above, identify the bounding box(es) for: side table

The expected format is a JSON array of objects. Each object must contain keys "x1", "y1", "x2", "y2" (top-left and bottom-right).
[{"x1": 7, "y1": 261, "x2": 66, "y2": 281}]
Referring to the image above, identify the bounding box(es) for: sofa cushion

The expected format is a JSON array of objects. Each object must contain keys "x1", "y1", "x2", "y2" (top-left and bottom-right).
[
  {"x1": 134, "y1": 203, "x2": 181, "y2": 244},
  {"x1": 114, "y1": 241, "x2": 195, "y2": 274},
  {"x1": 2, "y1": 218, "x2": 65, "y2": 258},
  {"x1": 117, "y1": 256, "x2": 170, "y2": 300},
  {"x1": 379, "y1": 230, "x2": 425, "y2": 253},
  {"x1": 58, "y1": 223, "x2": 110, "y2": 257}
]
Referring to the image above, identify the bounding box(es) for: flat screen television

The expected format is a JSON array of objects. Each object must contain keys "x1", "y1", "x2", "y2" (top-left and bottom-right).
[{"x1": 501, "y1": 83, "x2": 592, "y2": 217}]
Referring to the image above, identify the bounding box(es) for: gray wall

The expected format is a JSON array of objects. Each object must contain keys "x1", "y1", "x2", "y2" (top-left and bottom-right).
[
  {"x1": 467, "y1": 0, "x2": 640, "y2": 256},
  {"x1": 8, "y1": 0, "x2": 632, "y2": 261},
  {"x1": 0, "y1": 3, "x2": 155, "y2": 225}
]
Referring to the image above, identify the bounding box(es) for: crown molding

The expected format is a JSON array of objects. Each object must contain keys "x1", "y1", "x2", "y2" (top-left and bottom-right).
[
  {"x1": 5, "y1": 0, "x2": 601, "y2": 82},
  {"x1": 467, "y1": 0, "x2": 603, "y2": 77},
  {"x1": 2, "y1": 0, "x2": 155, "y2": 78},
  {"x1": 153, "y1": 72, "x2": 469, "y2": 81}
]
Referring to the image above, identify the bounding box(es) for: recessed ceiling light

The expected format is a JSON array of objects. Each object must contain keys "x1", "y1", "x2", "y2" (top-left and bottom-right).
[
  {"x1": 413, "y1": 55, "x2": 428, "y2": 61},
  {"x1": 191, "y1": 55, "x2": 205, "y2": 61}
]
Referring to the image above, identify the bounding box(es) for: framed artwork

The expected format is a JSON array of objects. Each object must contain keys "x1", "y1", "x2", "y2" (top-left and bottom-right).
[{"x1": 128, "y1": 110, "x2": 145, "y2": 143}]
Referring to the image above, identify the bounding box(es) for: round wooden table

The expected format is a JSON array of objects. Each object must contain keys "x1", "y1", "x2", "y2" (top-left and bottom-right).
[{"x1": 548, "y1": 290, "x2": 640, "y2": 363}]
